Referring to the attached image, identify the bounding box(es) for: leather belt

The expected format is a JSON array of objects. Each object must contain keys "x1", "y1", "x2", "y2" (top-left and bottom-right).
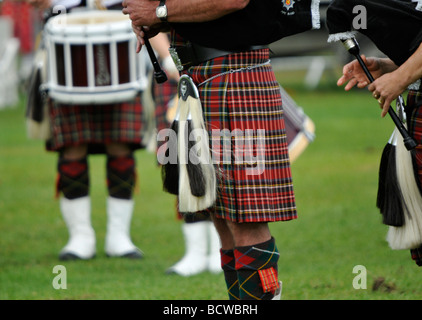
[{"x1": 169, "y1": 42, "x2": 268, "y2": 71}]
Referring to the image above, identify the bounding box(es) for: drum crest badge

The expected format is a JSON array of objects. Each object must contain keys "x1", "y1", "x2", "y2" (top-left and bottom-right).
[{"x1": 95, "y1": 45, "x2": 111, "y2": 86}]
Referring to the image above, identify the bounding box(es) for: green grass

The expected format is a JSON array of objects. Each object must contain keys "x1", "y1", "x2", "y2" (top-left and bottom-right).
[{"x1": 1, "y1": 70, "x2": 422, "y2": 300}]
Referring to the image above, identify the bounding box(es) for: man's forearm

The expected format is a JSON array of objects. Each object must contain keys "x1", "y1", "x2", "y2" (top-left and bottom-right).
[
  {"x1": 395, "y1": 43, "x2": 422, "y2": 88},
  {"x1": 166, "y1": 0, "x2": 249, "y2": 23},
  {"x1": 123, "y1": 0, "x2": 250, "y2": 27}
]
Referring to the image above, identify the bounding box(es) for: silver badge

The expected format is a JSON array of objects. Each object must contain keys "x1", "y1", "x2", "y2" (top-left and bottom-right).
[
  {"x1": 282, "y1": 0, "x2": 295, "y2": 10},
  {"x1": 180, "y1": 80, "x2": 188, "y2": 99}
]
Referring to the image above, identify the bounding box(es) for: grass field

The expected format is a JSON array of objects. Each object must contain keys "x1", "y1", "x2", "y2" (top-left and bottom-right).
[{"x1": 1, "y1": 69, "x2": 422, "y2": 300}]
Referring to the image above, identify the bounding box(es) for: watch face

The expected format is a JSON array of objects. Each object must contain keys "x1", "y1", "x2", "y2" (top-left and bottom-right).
[{"x1": 157, "y1": 6, "x2": 167, "y2": 18}]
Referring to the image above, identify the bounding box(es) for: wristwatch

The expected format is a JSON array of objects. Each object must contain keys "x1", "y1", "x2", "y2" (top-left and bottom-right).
[{"x1": 156, "y1": 0, "x2": 168, "y2": 22}]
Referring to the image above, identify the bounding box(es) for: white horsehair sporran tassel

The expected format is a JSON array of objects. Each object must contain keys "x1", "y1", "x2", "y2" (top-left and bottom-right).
[
  {"x1": 177, "y1": 75, "x2": 216, "y2": 213},
  {"x1": 386, "y1": 97, "x2": 422, "y2": 250}
]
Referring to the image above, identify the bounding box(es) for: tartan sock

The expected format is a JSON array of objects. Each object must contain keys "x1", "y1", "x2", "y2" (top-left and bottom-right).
[
  {"x1": 234, "y1": 237, "x2": 280, "y2": 300},
  {"x1": 57, "y1": 157, "x2": 89, "y2": 199},
  {"x1": 106, "y1": 154, "x2": 136, "y2": 199},
  {"x1": 220, "y1": 249, "x2": 239, "y2": 300},
  {"x1": 410, "y1": 246, "x2": 422, "y2": 266}
]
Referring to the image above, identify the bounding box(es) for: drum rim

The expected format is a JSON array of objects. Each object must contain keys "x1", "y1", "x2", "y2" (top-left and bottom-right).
[{"x1": 45, "y1": 10, "x2": 132, "y2": 35}]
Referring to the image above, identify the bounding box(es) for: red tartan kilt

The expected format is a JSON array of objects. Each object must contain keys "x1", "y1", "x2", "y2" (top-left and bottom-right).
[
  {"x1": 186, "y1": 49, "x2": 297, "y2": 223},
  {"x1": 153, "y1": 77, "x2": 179, "y2": 150},
  {"x1": 407, "y1": 87, "x2": 422, "y2": 185},
  {"x1": 46, "y1": 98, "x2": 144, "y2": 154}
]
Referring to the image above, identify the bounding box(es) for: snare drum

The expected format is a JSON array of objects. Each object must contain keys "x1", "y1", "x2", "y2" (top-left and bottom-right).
[
  {"x1": 280, "y1": 86, "x2": 315, "y2": 162},
  {"x1": 43, "y1": 10, "x2": 147, "y2": 104}
]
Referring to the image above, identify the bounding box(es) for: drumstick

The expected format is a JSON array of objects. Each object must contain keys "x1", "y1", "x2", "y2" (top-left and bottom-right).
[
  {"x1": 143, "y1": 35, "x2": 168, "y2": 84},
  {"x1": 342, "y1": 37, "x2": 417, "y2": 151}
]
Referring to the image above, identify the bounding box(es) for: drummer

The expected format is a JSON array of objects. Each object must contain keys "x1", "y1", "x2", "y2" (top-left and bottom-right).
[{"x1": 26, "y1": 0, "x2": 175, "y2": 260}]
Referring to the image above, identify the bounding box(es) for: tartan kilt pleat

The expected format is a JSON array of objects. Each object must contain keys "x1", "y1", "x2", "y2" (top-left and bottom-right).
[
  {"x1": 405, "y1": 84, "x2": 422, "y2": 264},
  {"x1": 46, "y1": 98, "x2": 144, "y2": 154},
  {"x1": 407, "y1": 85, "x2": 422, "y2": 185},
  {"x1": 185, "y1": 49, "x2": 297, "y2": 223},
  {"x1": 153, "y1": 77, "x2": 179, "y2": 150}
]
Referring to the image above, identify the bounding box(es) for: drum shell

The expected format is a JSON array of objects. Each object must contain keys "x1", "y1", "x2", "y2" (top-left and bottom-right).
[{"x1": 42, "y1": 10, "x2": 147, "y2": 104}]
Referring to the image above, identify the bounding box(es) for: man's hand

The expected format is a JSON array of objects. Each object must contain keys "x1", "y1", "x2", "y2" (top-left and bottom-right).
[
  {"x1": 337, "y1": 56, "x2": 402, "y2": 118},
  {"x1": 337, "y1": 56, "x2": 382, "y2": 91},
  {"x1": 122, "y1": 0, "x2": 158, "y2": 27},
  {"x1": 132, "y1": 24, "x2": 165, "y2": 53},
  {"x1": 368, "y1": 71, "x2": 409, "y2": 118},
  {"x1": 123, "y1": 0, "x2": 166, "y2": 52}
]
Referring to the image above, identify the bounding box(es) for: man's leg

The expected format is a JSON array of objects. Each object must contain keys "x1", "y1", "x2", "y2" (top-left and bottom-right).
[
  {"x1": 228, "y1": 222, "x2": 280, "y2": 300},
  {"x1": 166, "y1": 212, "x2": 210, "y2": 276},
  {"x1": 57, "y1": 145, "x2": 96, "y2": 260},
  {"x1": 105, "y1": 143, "x2": 142, "y2": 258},
  {"x1": 213, "y1": 217, "x2": 239, "y2": 299},
  {"x1": 213, "y1": 217, "x2": 281, "y2": 300}
]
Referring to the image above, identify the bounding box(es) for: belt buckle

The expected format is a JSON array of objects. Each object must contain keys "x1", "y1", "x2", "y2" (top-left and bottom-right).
[{"x1": 169, "y1": 47, "x2": 184, "y2": 71}]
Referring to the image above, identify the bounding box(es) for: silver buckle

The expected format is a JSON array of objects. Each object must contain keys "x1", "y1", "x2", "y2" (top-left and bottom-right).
[{"x1": 169, "y1": 47, "x2": 184, "y2": 71}]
